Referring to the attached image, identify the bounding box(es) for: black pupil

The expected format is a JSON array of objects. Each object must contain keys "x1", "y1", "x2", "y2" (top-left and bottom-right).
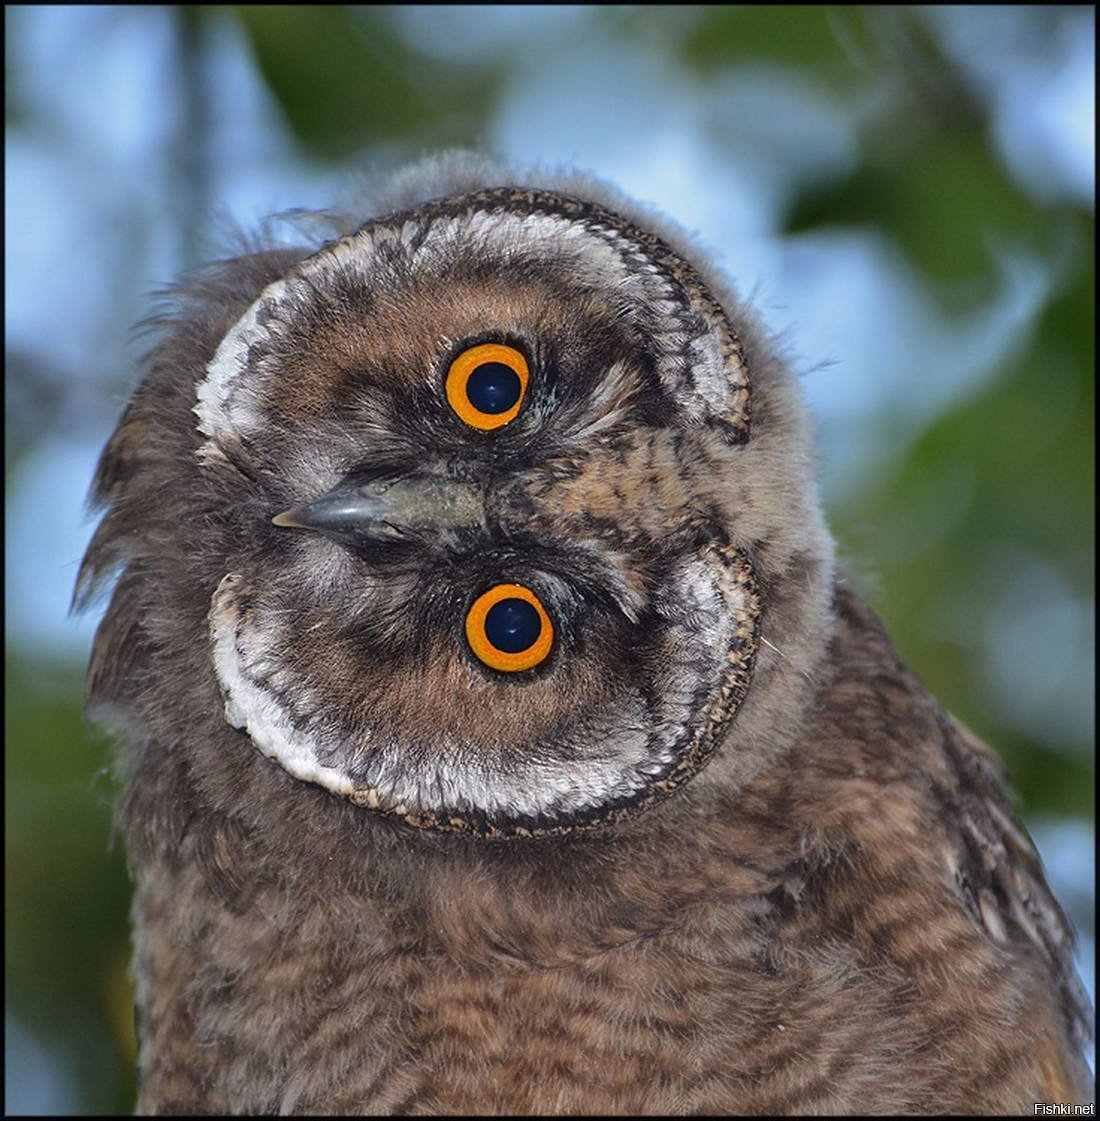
[
  {"x1": 466, "y1": 362, "x2": 521, "y2": 414},
  {"x1": 484, "y1": 598, "x2": 541, "y2": 654}
]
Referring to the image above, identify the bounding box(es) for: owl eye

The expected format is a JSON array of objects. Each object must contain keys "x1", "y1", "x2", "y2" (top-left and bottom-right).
[
  {"x1": 465, "y1": 583, "x2": 554, "y2": 672},
  {"x1": 445, "y1": 343, "x2": 529, "y2": 430}
]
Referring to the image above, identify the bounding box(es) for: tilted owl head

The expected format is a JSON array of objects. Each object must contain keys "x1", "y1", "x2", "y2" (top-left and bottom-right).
[{"x1": 82, "y1": 153, "x2": 835, "y2": 839}]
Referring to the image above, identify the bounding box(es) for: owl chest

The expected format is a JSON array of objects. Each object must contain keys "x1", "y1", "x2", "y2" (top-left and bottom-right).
[
  {"x1": 397, "y1": 951, "x2": 712, "y2": 1115},
  {"x1": 188, "y1": 904, "x2": 790, "y2": 1114},
  {"x1": 355, "y1": 932, "x2": 901, "y2": 1116},
  {"x1": 140, "y1": 864, "x2": 1033, "y2": 1115}
]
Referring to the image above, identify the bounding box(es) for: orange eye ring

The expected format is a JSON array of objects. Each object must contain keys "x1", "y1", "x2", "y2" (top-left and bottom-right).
[
  {"x1": 445, "y1": 343, "x2": 529, "y2": 430},
  {"x1": 465, "y1": 583, "x2": 554, "y2": 672}
]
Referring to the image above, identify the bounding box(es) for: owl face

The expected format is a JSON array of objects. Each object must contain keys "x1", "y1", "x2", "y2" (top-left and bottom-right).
[{"x1": 198, "y1": 187, "x2": 766, "y2": 837}]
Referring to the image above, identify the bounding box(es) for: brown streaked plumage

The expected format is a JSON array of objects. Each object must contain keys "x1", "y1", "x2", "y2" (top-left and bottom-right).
[{"x1": 77, "y1": 152, "x2": 1093, "y2": 1114}]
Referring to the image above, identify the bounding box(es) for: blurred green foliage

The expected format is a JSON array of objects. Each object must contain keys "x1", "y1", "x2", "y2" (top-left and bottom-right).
[
  {"x1": 830, "y1": 233, "x2": 1094, "y2": 811},
  {"x1": 232, "y1": 5, "x2": 504, "y2": 158},
  {"x1": 6, "y1": 5, "x2": 1092, "y2": 1113},
  {"x1": 6, "y1": 656, "x2": 137, "y2": 1113}
]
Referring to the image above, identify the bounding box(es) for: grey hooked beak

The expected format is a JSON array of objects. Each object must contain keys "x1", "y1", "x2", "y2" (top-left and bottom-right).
[{"x1": 272, "y1": 476, "x2": 484, "y2": 544}]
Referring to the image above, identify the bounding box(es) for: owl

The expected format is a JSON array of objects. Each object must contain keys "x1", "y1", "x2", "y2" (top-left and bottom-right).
[{"x1": 77, "y1": 152, "x2": 1093, "y2": 1114}]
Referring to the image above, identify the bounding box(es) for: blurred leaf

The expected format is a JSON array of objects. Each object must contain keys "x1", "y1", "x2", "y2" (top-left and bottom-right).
[
  {"x1": 787, "y1": 126, "x2": 1047, "y2": 295},
  {"x1": 230, "y1": 5, "x2": 502, "y2": 159},
  {"x1": 697, "y1": 8, "x2": 1079, "y2": 302},
  {"x1": 679, "y1": 5, "x2": 868, "y2": 86},
  {"x1": 5, "y1": 654, "x2": 136, "y2": 1114},
  {"x1": 833, "y1": 222, "x2": 1094, "y2": 817},
  {"x1": 778, "y1": 7, "x2": 1055, "y2": 298}
]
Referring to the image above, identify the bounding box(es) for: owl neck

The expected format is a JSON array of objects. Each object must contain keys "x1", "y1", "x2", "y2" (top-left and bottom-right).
[{"x1": 122, "y1": 712, "x2": 811, "y2": 973}]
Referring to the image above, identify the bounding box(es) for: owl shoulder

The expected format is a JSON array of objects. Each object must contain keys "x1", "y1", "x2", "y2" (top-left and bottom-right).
[{"x1": 793, "y1": 584, "x2": 1092, "y2": 1100}]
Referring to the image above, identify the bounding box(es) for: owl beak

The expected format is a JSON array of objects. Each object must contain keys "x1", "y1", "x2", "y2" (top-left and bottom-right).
[{"x1": 271, "y1": 476, "x2": 484, "y2": 544}]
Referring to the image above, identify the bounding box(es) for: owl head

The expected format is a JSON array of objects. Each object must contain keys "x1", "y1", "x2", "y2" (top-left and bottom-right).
[{"x1": 79, "y1": 153, "x2": 835, "y2": 841}]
